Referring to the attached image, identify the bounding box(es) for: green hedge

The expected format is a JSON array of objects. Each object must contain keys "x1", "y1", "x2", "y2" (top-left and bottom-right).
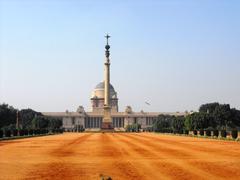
[
  {"x1": 213, "y1": 130, "x2": 219, "y2": 137},
  {"x1": 5, "y1": 130, "x2": 11, "y2": 137},
  {"x1": 199, "y1": 129, "x2": 204, "y2": 136},
  {"x1": 12, "y1": 129, "x2": 18, "y2": 136},
  {"x1": 193, "y1": 130, "x2": 198, "y2": 135},
  {"x1": 231, "y1": 130, "x2": 238, "y2": 139},
  {"x1": 205, "y1": 130, "x2": 211, "y2": 136},
  {"x1": 0, "y1": 130, "x2": 3, "y2": 138},
  {"x1": 221, "y1": 130, "x2": 227, "y2": 138}
]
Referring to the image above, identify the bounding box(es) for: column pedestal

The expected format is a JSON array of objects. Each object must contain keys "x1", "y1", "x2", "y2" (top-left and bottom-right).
[{"x1": 101, "y1": 106, "x2": 113, "y2": 131}]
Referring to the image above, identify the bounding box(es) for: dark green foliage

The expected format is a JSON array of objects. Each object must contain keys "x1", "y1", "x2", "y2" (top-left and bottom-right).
[
  {"x1": 0, "y1": 130, "x2": 3, "y2": 138},
  {"x1": 191, "y1": 113, "x2": 214, "y2": 130},
  {"x1": 0, "y1": 104, "x2": 17, "y2": 128},
  {"x1": 221, "y1": 130, "x2": 227, "y2": 138},
  {"x1": 24, "y1": 129, "x2": 29, "y2": 136},
  {"x1": 153, "y1": 115, "x2": 173, "y2": 132},
  {"x1": 172, "y1": 116, "x2": 185, "y2": 133},
  {"x1": 20, "y1": 109, "x2": 42, "y2": 129},
  {"x1": 126, "y1": 123, "x2": 141, "y2": 132},
  {"x1": 19, "y1": 129, "x2": 25, "y2": 136},
  {"x1": 213, "y1": 130, "x2": 219, "y2": 137},
  {"x1": 193, "y1": 130, "x2": 198, "y2": 135},
  {"x1": 5, "y1": 129, "x2": 11, "y2": 137},
  {"x1": 199, "y1": 103, "x2": 220, "y2": 114},
  {"x1": 35, "y1": 129, "x2": 40, "y2": 135},
  {"x1": 178, "y1": 129, "x2": 183, "y2": 134},
  {"x1": 29, "y1": 129, "x2": 34, "y2": 135},
  {"x1": 213, "y1": 104, "x2": 232, "y2": 128},
  {"x1": 230, "y1": 108, "x2": 240, "y2": 127},
  {"x1": 12, "y1": 129, "x2": 18, "y2": 136},
  {"x1": 199, "y1": 129, "x2": 204, "y2": 136},
  {"x1": 184, "y1": 130, "x2": 189, "y2": 135},
  {"x1": 231, "y1": 130, "x2": 238, "y2": 139},
  {"x1": 0, "y1": 103, "x2": 63, "y2": 132},
  {"x1": 205, "y1": 129, "x2": 211, "y2": 136}
]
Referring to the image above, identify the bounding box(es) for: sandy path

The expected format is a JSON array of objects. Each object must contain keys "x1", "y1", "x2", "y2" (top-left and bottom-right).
[{"x1": 0, "y1": 133, "x2": 240, "y2": 180}]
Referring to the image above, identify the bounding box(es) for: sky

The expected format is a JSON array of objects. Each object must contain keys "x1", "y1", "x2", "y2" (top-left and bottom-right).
[{"x1": 0, "y1": 0, "x2": 240, "y2": 113}]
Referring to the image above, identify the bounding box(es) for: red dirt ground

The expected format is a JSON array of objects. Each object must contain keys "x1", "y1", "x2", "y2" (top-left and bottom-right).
[{"x1": 0, "y1": 133, "x2": 240, "y2": 180}]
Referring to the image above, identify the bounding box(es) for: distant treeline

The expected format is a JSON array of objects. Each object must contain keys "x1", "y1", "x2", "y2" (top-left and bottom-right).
[
  {"x1": 0, "y1": 103, "x2": 62, "y2": 130},
  {"x1": 152, "y1": 102, "x2": 240, "y2": 133}
]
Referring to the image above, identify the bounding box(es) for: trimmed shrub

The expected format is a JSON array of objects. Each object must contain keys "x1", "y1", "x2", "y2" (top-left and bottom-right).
[
  {"x1": 221, "y1": 130, "x2": 227, "y2": 138},
  {"x1": 24, "y1": 129, "x2": 29, "y2": 136},
  {"x1": 29, "y1": 129, "x2": 34, "y2": 135},
  {"x1": 193, "y1": 130, "x2": 198, "y2": 135},
  {"x1": 0, "y1": 130, "x2": 3, "y2": 138},
  {"x1": 213, "y1": 130, "x2": 219, "y2": 137},
  {"x1": 5, "y1": 130, "x2": 11, "y2": 137},
  {"x1": 12, "y1": 129, "x2": 18, "y2": 136},
  {"x1": 19, "y1": 129, "x2": 25, "y2": 136},
  {"x1": 205, "y1": 130, "x2": 211, "y2": 136},
  {"x1": 199, "y1": 129, "x2": 204, "y2": 136},
  {"x1": 34, "y1": 129, "x2": 39, "y2": 135},
  {"x1": 231, "y1": 130, "x2": 238, "y2": 139},
  {"x1": 178, "y1": 130, "x2": 183, "y2": 134},
  {"x1": 40, "y1": 129, "x2": 45, "y2": 134}
]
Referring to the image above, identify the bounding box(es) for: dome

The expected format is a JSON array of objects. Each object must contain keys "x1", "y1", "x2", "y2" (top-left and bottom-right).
[
  {"x1": 95, "y1": 82, "x2": 115, "y2": 91},
  {"x1": 92, "y1": 82, "x2": 117, "y2": 99}
]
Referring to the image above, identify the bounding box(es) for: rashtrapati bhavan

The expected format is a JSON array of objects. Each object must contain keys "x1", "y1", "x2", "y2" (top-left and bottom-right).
[{"x1": 43, "y1": 35, "x2": 185, "y2": 131}]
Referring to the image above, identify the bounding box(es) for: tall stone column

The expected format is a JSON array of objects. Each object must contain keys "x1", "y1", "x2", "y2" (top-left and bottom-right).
[{"x1": 101, "y1": 34, "x2": 113, "y2": 130}]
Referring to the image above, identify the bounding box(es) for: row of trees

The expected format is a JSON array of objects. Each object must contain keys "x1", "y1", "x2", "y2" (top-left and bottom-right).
[
  {"x1": 152, "y1": 103, "x2": 240, "y2": 137},
  {"x1": 0, "y1": 128, "x2": 64, "y2": 138},
  {"x1": 0, "y1": 104, "x2": 62, "y2": 134}
]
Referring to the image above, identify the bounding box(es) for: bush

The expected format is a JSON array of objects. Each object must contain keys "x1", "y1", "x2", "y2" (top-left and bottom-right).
[
  {"x1": 5, "y1": 130, "x2": 11, "y2": 137},
  {"x1": 0, "y1": 130, "x2": 3, "y2": 138},
  {"x1": 12, "y1": 129, "x2": 18, "y2": 136},
  {"x1": 213, "y1": 130, "x2": 219, "y2": 137},
  {"x1": 29, "y1": 129, "x2": 34, "y2": 135},
  {"x1": 40, "y1": 129, "x2": 45, "y2": 134},
  {"x1": 184, "y1": 130, "x2": 189, "y2": 135},
  {"x1": 199, "y1": 129, "x2": 204, "y2": 136},
  {"x1": 193, "y1": 130, "x2": 197, "y2": 135},
  {"x1": 205, "y1": 130, "x2": 211, "y2": 136},
  {"x1": 35, "y1": 129, "x2": 40, "y2": 135},
  {"x1": 19, "y1": 129, "x2": 25, "y2": 136},
  {"x1": 178, "y1": 129, "x2": 183, "y2": 134},
  {"x1": 231, "y1": 130, "x2": 238, "y2": 139},
  {"x1": 24, "y1": 129, "x2": 29, "y2": 136},
  {"x1": 221, "y1": 130, "x2": 227, "y2": 138}
]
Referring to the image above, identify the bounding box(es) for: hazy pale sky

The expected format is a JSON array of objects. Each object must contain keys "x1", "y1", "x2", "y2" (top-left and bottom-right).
[{"x1": 0, "y1": 0, "x2": 240, "y2": 112}]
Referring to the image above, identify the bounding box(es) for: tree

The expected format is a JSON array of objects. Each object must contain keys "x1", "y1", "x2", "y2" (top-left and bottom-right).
[
  {"x1": 153, "y1": 115, "x2": 173, "y2": 132},
  {"x1": 20, "y1": 109, "x2": 42, "y2": 129},
  {"x1": 184, "y1": 114, "x2": 192, "y2": 130},
  {"x1": 230, "y1": 108, "x2": 240, "y2": 127},
  {"x1": 0, "y1": 104, "x2": 17, "y2": 129},
  {"x1": 31, "y1": 116, "x2": 49, "y2": 129},
  {"x1": 213, "y1": 104, "x2": 232, "y2": 129},
  {"x1": 199, "y1": 102, "x2": 220, "y2": 114},
  {"x1": 172, "y1": 116, "x2": 184, "y2": 132}
]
